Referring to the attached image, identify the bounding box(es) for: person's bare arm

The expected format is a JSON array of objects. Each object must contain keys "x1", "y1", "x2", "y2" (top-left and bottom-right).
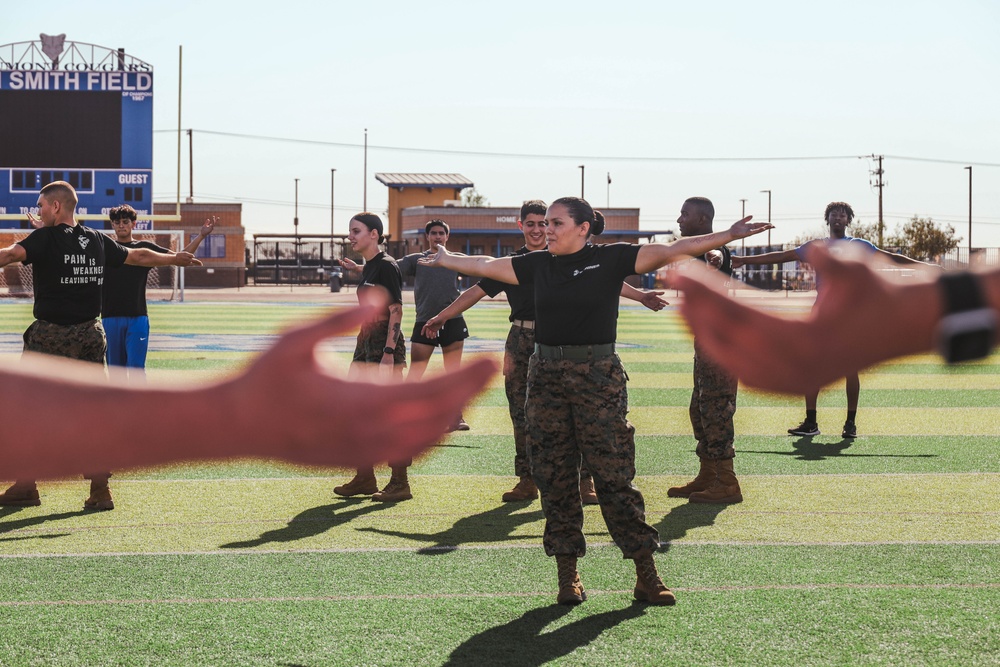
[
  {"x1": 876, "y1": 247, "x2": 938, "y2": 267},
  {"x1": 634, "y1": 217, "x2": 772, "y2": 274},
  {"x1": 1, "y1": 306, "x2": 497, "y2": 479},
  {"x1": 0, "y1": 243, "x2": 26, "y2": 268},
  {"x1": 667, "y1": 244, "x2": 963, "y2": 394},
  {"x1": 731, "y1": 248, "x2": 800, "y2": 268},
  {"x1": 620, "y1": 282, "x2": 667, "y2": 311},
  {"x1": 423, "y1": 285, "x2": 488, "y2": 338},
  {"x1": 126, "y1": 247, "x2": 202, "y2": 267},
  {"x1": 182, "y1": 217, "x2": 217, "y2": 254},
  {"x1": 382, "y1": 301, "x2": 404, "y2": 368},
  {"x1": 418, "y1": 246, "x2": 518, "y2": 283}
]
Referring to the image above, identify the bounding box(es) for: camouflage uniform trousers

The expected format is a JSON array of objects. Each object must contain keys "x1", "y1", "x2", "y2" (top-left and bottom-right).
[
  {"x1": 525, "y1": 353, "x2": 660, "y2": 558},
  {"x1": 22, "y1": 318, "x2": 109, "y2": 480},
  {"x1": 352, "y1": 320, "x2": 410, "y2": 467},
  {"x1": 503, "y1": 324, "x2": 534, "y2": 479},
  {"x1": 23, "y1": 319, "x2": 107, "y2": 364},
  {"x1": 690, "y1": 340, "x2": 738, "y2": 461},
  {"x1": 352, "y1": 320, "x2": 407, "y2": 367}
]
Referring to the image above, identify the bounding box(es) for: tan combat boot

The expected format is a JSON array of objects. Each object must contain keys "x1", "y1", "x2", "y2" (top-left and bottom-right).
[
  {"x1": 334, "y1": 468, "x2": 378, "y2": 497},
  {"x1": 0, "y1": 480, "x2": 40, "y2": 507},
  {"x1": 633, "y1": 552, "x2": 676, "y2": 606},
  {"x1": 501, "y1": 477, "x2": 538, "y2": 502},
  {"x1": 83, "y1": 474, "x2": 114, "y2": 511},
  {"x1": 372, "y1": 466, "x2": 412, "y2": 503},
  {"x1": 689, "y1": 458, "x2": 743, "y2": 504},
  {"x1": 579, "y1": 475, "x2": 599, "y2": 505},
  {"x1": 556, "y1": 555, "x2": 586, "y2": 605},
  {"x1": 667, "y1": 458, "x2": 718, "y2": 498}
]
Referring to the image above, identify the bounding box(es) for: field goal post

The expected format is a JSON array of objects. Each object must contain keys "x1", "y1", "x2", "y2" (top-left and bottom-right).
[{"x1": 0, "y1": 229, "x2": 187, "y2": 302}]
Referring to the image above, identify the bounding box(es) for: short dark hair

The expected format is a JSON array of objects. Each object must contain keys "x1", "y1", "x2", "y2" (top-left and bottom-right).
[
  {"x1": 551, "y1": 196, "x2": 605, "y2": 236},
  {"x1": 824, "y1": 201, "x2": 855, "y2": 223},
  {"x1": 39, "y1": 181, "x2": 78, "y2": 208},
  {"x1": 352, "y1": 212, "x2": 384, "y2": 243},
  {"x1": 425, "y1": 219, "x2": 449, "y2": 235},
  {"x1": 520, "y1": 200, "x2": 547, "y2": 220},
  {"x1": 684, "y1": 197, "x2": 715, "y2": 223},
  {"x1": 109, "y1": 204, "x2": 137, "y2": 222}
]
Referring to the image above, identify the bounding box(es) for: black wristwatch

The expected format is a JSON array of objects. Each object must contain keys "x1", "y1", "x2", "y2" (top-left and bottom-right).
[
  {"x1": 383, "y1": 346, "x2": 395, "y2": 356},
  {"x1": 935, "y1": 272, "x2": 997, "y2": 363}
]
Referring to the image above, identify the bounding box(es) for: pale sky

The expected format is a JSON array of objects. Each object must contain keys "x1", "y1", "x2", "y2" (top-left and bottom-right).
[{"x1": 4, "y1": 0, "x2": 1000, "y2": 247}]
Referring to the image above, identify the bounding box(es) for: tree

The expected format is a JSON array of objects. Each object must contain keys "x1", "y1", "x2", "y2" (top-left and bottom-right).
[
  {"x1": 846, "y1": 219, "x2": 881, "y2": 244},
  {"x1": 792, "y1": 226, "x2": 826, "y2": 247},
  {"x1": 889, "y1": 215, "x2": 961, "y2": 262},
  {"x1": 461, "y1": 188, "x2": 488, "y2": 207}
]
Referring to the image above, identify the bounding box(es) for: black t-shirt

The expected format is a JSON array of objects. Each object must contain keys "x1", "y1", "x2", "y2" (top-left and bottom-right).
[
  {"x1": 102, "y1": 240, "x2": 170, "y2": 318},
  {"x1": 511, "y1": 243, "x2": 640, "y2": 346},
  {"x1": 358, "y1": 252, "x2": 403, "y2": 317},
  {"x1": 478, "y1": 246, "x2": 535, "y2": 322},
  {"x1": 18, "y1": 224, "x2": 129, "y2": 325}
]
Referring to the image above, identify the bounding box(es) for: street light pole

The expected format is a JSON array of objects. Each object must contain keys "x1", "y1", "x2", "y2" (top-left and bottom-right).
[
  {"x1": 330, "y1": 168, "x2": 336, "y2": 270},
  {"x1": 294, "y1": 178, "x2": 300, "y2": 236},
  {"x1": 740, "y1": 198, "x2": 748, "y2": 253},
  {"x1": 965, "y1": 166, "x2": 973, "y2": 261},
  {"x1": 578, "y1": 165, "x2": 585, "y2": 199},
  {"x1": 759, "y1": 189, "x2": 771, "y2": 246},
  {"x1": 363, "y1": 129, "x2": 368, "y2": 211}
]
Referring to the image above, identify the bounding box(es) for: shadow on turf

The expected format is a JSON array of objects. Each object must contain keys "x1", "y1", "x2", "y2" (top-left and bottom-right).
[
  {"x1": 218, "y1": 498, "x2": 392, "y2": 549},
  {"x1": 653, "y1": 501, "x2": 728, "y2": 552},
  {"x1": 441, "y1": 604, "x2": 646, "y2": 667},
  {"x1": 356, "y1": 502, "x2": 544, "y2": 554},
  {"x1": 0, "y1": 507, "x2": 88, "y2": 542},
  {"x1": 742, "y1": 437, "x2": 937, "y2": 461}
]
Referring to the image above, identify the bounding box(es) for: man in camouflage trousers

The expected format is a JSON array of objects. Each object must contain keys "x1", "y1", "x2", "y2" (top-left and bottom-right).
[
  {"x1": 23, "y1": 319, "x2": 107, "y2": 363},
  {"x1": 0, "y1": 181, "x2": 201, "y2": 510},
  {"x1": 668, "y1": 197, "x2": 743, "y2": 504},
  {"x1": 526, "y1": 354, "x2": 660, "y2": 558}
]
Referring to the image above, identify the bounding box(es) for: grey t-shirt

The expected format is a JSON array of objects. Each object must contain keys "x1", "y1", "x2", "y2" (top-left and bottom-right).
[{"x1": 397, "y1": 249, "x2": 462, "y2": 322}]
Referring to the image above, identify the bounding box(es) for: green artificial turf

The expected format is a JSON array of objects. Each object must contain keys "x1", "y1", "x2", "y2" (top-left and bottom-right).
[{"x1": 1, "y1": 300, "x2": 998, "y2": 666}]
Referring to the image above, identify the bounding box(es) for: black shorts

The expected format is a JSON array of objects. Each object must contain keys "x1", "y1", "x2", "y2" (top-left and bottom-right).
[{"x1": 411, "y1": 317, "x2": 469, "y2": 347}]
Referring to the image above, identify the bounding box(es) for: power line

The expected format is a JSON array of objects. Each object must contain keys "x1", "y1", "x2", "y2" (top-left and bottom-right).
[
  {"x1": 153, "y1": 129, "x2": 858, "y2": 162},
  {"x1": 153, "y1": 128, "x2": 1000, "y2": 167}
]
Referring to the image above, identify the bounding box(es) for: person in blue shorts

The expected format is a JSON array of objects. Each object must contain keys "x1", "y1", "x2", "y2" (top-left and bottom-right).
[
  {"x1": 102, "y1": 204, "x2": 216, "y2": 381},
  {"x1": 732, "y1": 201, "x2": 932, "y2": 439}
]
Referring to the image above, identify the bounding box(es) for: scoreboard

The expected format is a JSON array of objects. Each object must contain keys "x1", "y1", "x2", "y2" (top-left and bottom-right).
[{"x1": 0, "y1": 39, "x2": 153, "y2": 229}]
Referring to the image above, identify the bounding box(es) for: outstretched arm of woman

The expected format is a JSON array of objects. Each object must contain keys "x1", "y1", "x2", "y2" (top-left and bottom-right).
[
  {"x1": 634, "y1": 216, "x2": 772, "y2": 274},
  {"x1": 418, "y1": 246, "x2": 519, "y2": 283}
]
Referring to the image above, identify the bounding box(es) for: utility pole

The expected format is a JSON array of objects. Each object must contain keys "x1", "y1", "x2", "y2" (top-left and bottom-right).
[
  {"x1": 578, "y1": 165, "x2": 585, "y2": 199},
  {"x1": 363, "y1": 129, "x2": 368, "y2": 211},
  {"x1": 870, "y1": 155, "x2": 885, "y2": 247},
  {"x1": 294, "y1": 178, "x2": 299, "y2": 235},
  {"x1": 965, "y1": 166, "x2": 973, "y2": 260},
  {"x1": 330, "y1": 169, "x2": 337, "y2": 270},
  {"x1": 759, "y1": 189, "x2": 771, "y2": 246}
]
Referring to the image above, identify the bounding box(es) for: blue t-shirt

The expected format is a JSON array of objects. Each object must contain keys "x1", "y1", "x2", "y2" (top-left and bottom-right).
[
  {"x1": 795, "y1": 236, "x2": 878, "y2": 262},
  {"x1": 795, "y1": 237, "x2": 878, "y2": 289}
]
